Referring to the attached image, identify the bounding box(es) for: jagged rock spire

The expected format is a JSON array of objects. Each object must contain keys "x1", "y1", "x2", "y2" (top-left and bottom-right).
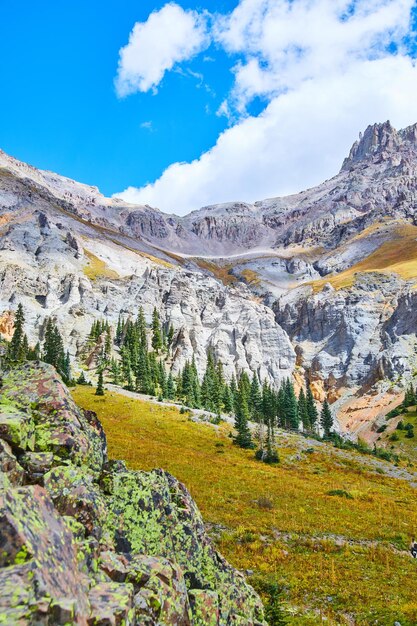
[{"x1": 341, "y1": 121, "x2": 400, "y2": 170}]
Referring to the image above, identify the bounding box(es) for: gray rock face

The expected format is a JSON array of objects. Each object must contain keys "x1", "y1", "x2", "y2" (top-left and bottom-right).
[
  {"x1": 0, "y1": 165, "x2": 295, "y2": 386},
  {"x1": 2, "y1": 120, "x2": 417, "y2": 419},
  {"x1": 275, "y1": 273, "x2": 417, "y2": 394}
]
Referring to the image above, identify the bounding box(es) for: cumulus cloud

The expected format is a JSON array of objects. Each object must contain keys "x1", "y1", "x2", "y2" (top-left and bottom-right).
[
  {"x1": 115, "y1": 0, "x2": 417, "y2": 214},
  {"x1": 115, "y1": 3, "x2": 209, "y2": 96}
]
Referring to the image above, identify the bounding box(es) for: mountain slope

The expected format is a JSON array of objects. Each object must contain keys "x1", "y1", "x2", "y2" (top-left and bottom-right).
[
  {"x1": 73, "y1": 384, "x2": 417, "y2": 626},
  {"x1": 2, "y1": 121, "x2": 417, "y2": 438}
]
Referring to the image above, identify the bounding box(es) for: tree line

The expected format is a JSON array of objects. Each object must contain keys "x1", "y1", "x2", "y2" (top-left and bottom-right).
[
  {"x1": 2, "y1": 304, "x2": 335, "y2": 461},
  {"x1": 3, "y1": 304, "x2": 72, "y2": 384},
  {"x1": 85, "y1": 307, "x2": 334, "y2": 453}
]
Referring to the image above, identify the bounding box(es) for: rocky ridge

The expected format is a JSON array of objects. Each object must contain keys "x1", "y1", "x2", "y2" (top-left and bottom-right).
[{"x1": 0, "y1": 362, "x2": 266, "y2": 625}]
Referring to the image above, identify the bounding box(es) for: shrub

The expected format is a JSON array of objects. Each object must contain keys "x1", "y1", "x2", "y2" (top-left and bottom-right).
[
  {"x1": 390, "y1": 432, "x2": 399, "y2": 442},
  {"x1": 326, "y1": 489, "x2": 354, "y2": 499},
  {"x1": 376, "y1": 424, "x2": 387, "y2": 433},
  {"x1": 256, "y1": 496, "x2": 274, "y2": 510}
]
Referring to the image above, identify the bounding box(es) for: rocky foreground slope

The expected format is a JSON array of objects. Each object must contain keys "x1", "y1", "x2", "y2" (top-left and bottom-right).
[
  {"x1": 0, "y1": 363, "x2": 265, "y2": 625},
  {"x1": 2, "y1": 121, "x2": 417, "y2": 437}
]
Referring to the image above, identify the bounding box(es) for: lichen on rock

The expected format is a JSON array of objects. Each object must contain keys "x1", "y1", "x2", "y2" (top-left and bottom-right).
[{"x1": 0, "y1": 363, "x2": 266, "y2": 625}]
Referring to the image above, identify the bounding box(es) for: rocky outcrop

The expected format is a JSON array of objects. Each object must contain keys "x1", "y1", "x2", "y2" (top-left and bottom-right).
[
  {"x1": 0, "y1": 363, "x2": 266, "y2": 625},
  {"x1": 274, "y1": 273, "x2": 417, "y2": 393}
]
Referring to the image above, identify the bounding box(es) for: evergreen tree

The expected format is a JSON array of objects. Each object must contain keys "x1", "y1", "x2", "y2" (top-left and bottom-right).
[
  {"x1": 234, "y1": 378, "x2": 254, "y2": 449},
  {"x1": 283, "y1": 379, "x2": 299, "y2": 429},
  {"x1": 249, "y1": 374, "x2": 262, "y2": 421},
  {"x1": 151, "y1": 308, "x2": 162, "y2": 353},
  {"x1": 297, "y1": 388, "x2": 309, "y2": 430},
  {"x1": 166, "y1": 373, "x2": 175, "y2": 399},
  {"x1": 230, "y1": 375, "x2": 238, "y2": 411},
  {"x1": 320, "y1": 398, "x2": 333, "y2": 437},
  {"x1": 77, "y1": 371, "x2": 88, "y2": 385},
  {"x1": 104, "y1": 329, "x2": 112, "y2": 360},
  {"x1": 110, "y1": 359, "x2": 121, "y2": 385},
  {"x1": 223, "y1": 385, "x2": 234, "y2": 413},
  {"x1": 42, "y1": 318, "x2": 67, "y2": 380},
  {"x1": 96, "y1": 369, "x2": 105, "y2": 396},
  {"x1": 136, "y1": 307, "x2": 147, "y2": 347},
  {"x1": 8, "y1": 303, "x2": 25, "y2": 362},
  {"x1": 276, "y1": 385, "x2": 286, "y2": 427},
  {"x1": 404, "y1": 384, "x2": 416, "y2": 407},
  {"x1": 115, "y1": 314, "x2": 123, "y2": 346},
  {"x1": 62, "y1": 351, "x2": 71, "y2": 383},
  {"x1": 167, "y1": 324, "x2": 174, "y2": 348},
  {"x1": 262, "y1": 381, "x2": 276, "y2": 427},
  {"x1": 264, "y1": 583, "x2": 288, "y2": 625},
  {"x1": 306, "y1": 386, "x2": 318, "y2": 430}
]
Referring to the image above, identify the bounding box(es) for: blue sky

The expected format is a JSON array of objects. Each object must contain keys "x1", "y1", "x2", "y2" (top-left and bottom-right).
[
  {"x1": 1, "y1": 1, "x2": 417, "y2": 214},
  {"x1": 0, "y1": 1, "x2": 237, "y2": 196}
]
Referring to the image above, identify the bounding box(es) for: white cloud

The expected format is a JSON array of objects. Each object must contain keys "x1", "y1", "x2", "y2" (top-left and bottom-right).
[
  {"x1": 115, "y1": 3, "x2": 209, "y2": 96},
  {"x1": 115, "y1": 0, "x2": 417, "y2": 215}
]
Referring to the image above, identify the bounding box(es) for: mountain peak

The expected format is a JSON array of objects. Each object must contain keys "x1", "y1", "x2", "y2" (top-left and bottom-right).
[{"x1": 341, "y1": 121, "x2": 400, "y2": 171}]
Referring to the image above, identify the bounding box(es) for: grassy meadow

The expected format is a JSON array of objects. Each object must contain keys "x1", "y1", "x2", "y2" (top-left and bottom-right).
[{"x1": 72, "y1": 386, "x2": 417, "y2": 625}]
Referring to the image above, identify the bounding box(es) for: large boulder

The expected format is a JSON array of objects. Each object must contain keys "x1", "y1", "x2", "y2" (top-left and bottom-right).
[{"x1": 0, "y1": 363, "x2": 266, "y2": 625}]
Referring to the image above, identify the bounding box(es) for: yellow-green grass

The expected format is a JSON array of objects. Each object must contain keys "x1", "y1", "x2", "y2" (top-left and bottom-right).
[
  {"x1": 310, "y1": 224, "x2": 417, "y2": 293},
  {"x1": 380, "y1": 407, "x2": 417, "y2": 462},
  {"x1": 83, "y1": 249, "x2": 120, "y2": 281},
  {"x1": 192, "y1": 258, "x2": 238, "y2": 286},
  {"x1": 239, "y1": 268, "x2": 261, "y2": 286},
  {"x1": 72, "y1": 386, "x2": 417, "y2": 625}
]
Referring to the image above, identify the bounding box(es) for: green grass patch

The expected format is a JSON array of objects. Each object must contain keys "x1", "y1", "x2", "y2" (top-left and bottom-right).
[{"x1": 72, "y1": 386, "x2": 417, "y2": 625}]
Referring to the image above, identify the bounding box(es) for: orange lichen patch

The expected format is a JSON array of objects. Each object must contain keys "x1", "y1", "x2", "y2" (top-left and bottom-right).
[
  {"x1": 0, "y1": 310, "x2": 14, "y2": 341},
  {"x1": 192, "y1": 259, "x2": 237, "y2": 286},
  {"x1": 292, "y1": 370, "x2": 305, "y2": 395},
  {"x1": 310, "y1": 379, "x2": 326, "y2": 402},
  {"x1": 83, "y1": 250, "x2": 119, "y2": 281},
  {"x1": 310, "y1": 224, "x2": 417, "y2": 292},
  {"x1": 337, "y1": 389, "x2": 404, "y2": 444}
]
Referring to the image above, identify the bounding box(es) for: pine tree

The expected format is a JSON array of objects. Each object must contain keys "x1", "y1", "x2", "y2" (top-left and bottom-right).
[
  {"x1": 62, "y1": 351, "x2": 71, "y2": 383},
  {"x1": 283, "y1": 379, "x2": 299, "y2": 429},
  {"x1": 249, "y1": 374, "x2": 262, "y2": 421},
  {"x1": 136, "y1": 307, "x2": 147, "y2": 347},
  {"x1": 77, "y1": 371, "x2": 88, "y2": 385},
  {"x1": 8, "y1": 303, "x2": 25, "y2": 362},
  {"x1": 96, "y1": 369, "x2": 105, "y2": 396},
  {"x1": 262, "y1": 381, "x2": 276, "y2": 426},
  {"x1": 264, "y1": 583, "x2": 288, "y2": 625},
  {"x1": 297, "y1": 388, "x2": 309, "y2": 430},
  {"x1": 110, "y1": 359, "x2": 121, "y2": 385},
  {"x1": 116, "y1": 314, "x2": 123, "y2": 346},
  {"x1": 230, "y1": 375, "x2": 238, "y2": 411},
  {"x1": 167, "y1": 324, "x2": 174, "y2": 348},
  {"x1": 222, "y1": 385, "x2": 234, "y2": 413},
  {"x1": 151, "y1": 308, "x2": 162, "y2": 353},
  {"x1": 306, "y1": 386, "x2": 318, "y2": 431},
  {"x1": 166, "y1": 373, "x2": 175, "y2": 399},
  {"x1": 234, "y1": 378, "x2": 254, "y2": 449},
  {"x1": 320, "y1": 398, "x2": 333, "y2": 437},
  {"x1": 404, "y1": 384, "x2": 416, "y2": 407},
  {"x1": 42, "y1": 318, "x2": 67, "y2": 379}
]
